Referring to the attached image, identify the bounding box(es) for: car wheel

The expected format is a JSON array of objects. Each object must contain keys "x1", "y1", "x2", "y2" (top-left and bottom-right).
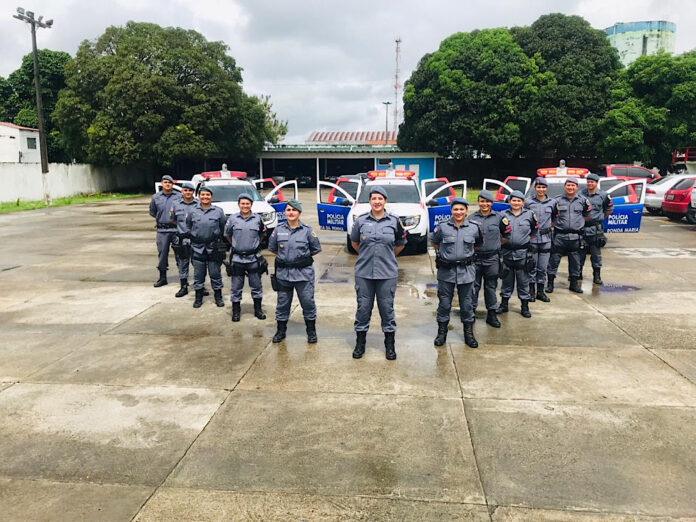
[
  {"x1": 686, "y1": 209, "x2": 696, "y2": 225},
  {"x1": 646, "y1": 207, "x2": 661, "y2": 215},
  {"x1": 346, "y1": 235, "x2": 357, "y2": 254},
  {"x1": 665, "y1": 212, "x2": 683, "y2": 222}
]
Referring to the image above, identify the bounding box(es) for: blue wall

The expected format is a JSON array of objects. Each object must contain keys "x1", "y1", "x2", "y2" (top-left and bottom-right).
[{"x1": 375, "y1": 157, "x2": 436, "y2": 180}]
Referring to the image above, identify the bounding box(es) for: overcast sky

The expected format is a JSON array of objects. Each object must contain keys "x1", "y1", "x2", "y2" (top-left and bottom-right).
[{"x1": 1, "y1": 0, "x2": 693, "y2": 143}]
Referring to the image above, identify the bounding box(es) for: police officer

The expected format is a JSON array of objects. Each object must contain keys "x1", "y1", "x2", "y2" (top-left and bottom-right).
[
  {"x1": 185, "y1": 186, "x2": 227, "y2": 308},
  {"x1": 497, "y1": 191, "x2": 538, "y2": 318},
  {"x1": 546, "y1": 178, "x2": 592, "y2": 294},
  {"x1": 580, "y1": 173, "x2": 613, "y2": 285},
  {"x1": 149, "y1": 174, "x2": 181, "y2": 287},
  {"x1": 350, "y1": 186, "x2": 407, "y2": 360},
  {"x1": 524, "y1": 177, "x2": 557, "y2": 303},
  {"x1": 171, "y1": 182, "x2": 198, "y2": 298},
  {"x1": 468, "y1": 190, "x2": 509, "y2": 328},
  {"x1": 268, "y1": 200, "x2": 322, "y2": 344},
  {"x1": 224, "y1": 193, "x2": 267, "y2": 322},
  {"x1": 431, "y1": 198, "x2": 482, "y2": 348}
]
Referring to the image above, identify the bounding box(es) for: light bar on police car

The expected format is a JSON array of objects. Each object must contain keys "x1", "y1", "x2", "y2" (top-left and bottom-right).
[{"x1": 367, "y1": 170, "x2": 416, "y2": 179}]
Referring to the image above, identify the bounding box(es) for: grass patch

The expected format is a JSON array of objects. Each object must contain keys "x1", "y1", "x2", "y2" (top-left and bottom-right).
[{"x1": 0, "y1": 192, "x2": 146, "y2": 214}]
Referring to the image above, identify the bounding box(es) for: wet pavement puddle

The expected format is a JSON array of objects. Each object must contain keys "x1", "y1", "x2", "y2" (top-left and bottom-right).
[
  {"x1": 597, "y1": 283, "x2": 641, "y2": 293},
  {"x1": 614, "y1": 248, "x2": 696, "y2": 258}
]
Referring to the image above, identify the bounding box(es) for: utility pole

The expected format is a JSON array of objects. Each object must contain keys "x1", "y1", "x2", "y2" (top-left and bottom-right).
[
  {"x1": 394, "y1": 38, "x2": 401, "y2": 134},
  {"x1": 382, "y1": 101, "x2": 391, "y2": 144},
  {"x1": 13, "y1": 7, "x2": 53, "y2": 204}
]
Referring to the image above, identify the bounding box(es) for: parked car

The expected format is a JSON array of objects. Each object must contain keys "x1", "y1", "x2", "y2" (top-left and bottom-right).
[
  {"x1": 661, "y1": 177, "x2": 696, "y2": 222},
  {"x1": 687, "y1": 182, "x2": 696, "y2": 224},
  {"x1": 297, "y1": 175, "x2": 314, "y2": 188},
  {"x1": 644, "y1": 174, "x2": 696, "y2": 215},
  {"x1": 597, "y1": 164, "x2": 661, "y2": 181}
]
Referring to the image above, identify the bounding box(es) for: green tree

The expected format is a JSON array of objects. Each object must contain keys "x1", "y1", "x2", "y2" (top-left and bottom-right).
[
  {"x1": 511, "y1": 13, "x2": 622, "y2": 157},
  {"x1": 54, "y1": 22, "x2": 286, "y2": 167},
  {"x1": 399, "y1": 29, "x2": 551, "y2": 158}
]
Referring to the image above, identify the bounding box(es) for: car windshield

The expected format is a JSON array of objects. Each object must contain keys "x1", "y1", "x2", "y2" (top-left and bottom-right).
[
  {"x1": 673, "y1": 178, "x2": 696, "y2": 190},
  {"x1": 500, "y1": 178, "x2": 529, "y2": 195},
  {"x1": 358, "y1": 183, "x2": 421, "y2": 203},
  {"x1": 336, "y1": 180, "x2": 360, "y2": 198},
  {"x1": 204, "y1": 184, "x2": 262, "y2": 203},
  {"x1": 649, "y1": 176, "x2": 672, "y2": 185}
]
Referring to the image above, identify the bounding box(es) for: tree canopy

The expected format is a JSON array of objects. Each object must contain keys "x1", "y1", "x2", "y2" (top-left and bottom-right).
[
  {"x1": 398, "y1": 29, "x2": 552, "y2": 159},
  {"x1": 54, "y1": 22, "x2": 286, "y2": 167}
]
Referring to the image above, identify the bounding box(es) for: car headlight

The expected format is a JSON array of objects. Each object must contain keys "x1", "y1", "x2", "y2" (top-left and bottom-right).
[
  {"x1": 400, "y1": 215, "x2": 421, "y2": 228},
  {"x1": 261, "y1": 212, "x2": 275, "y2": 224}
]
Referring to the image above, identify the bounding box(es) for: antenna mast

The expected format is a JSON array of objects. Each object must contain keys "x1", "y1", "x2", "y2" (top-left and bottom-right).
[{"x1": 394, "y1": 37, "x2": 401, "y2": 136}]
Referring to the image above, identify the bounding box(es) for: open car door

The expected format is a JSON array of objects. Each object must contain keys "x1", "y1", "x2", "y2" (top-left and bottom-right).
[
  {"x1": 252, "y1": 178, "x2": 286, "y2": 200},
  {"x1": 263, "y1": 180, "x2": 297, "y2": 224},
  {"x1": 602, "y1": 179, "x2": 647, "y2": 233},
  {"x1": 421, "y1": 177, "x2": 454, "y2": 204},
  {"x1": 482, "y1": 178, "x2": 532, "y2": 212},
  {"x1": 316, "y1": 180, "x2": 358, "y2": 231},
  {"x1": 423, "y1": 180, "x2": 467, "y2": 232}
]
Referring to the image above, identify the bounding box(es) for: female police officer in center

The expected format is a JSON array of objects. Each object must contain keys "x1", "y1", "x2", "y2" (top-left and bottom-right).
[
  {"x1": 268, "y1": 199, "x2": 322, "y2": 344},
  {"x1": 349, "y1": 186, "x2": 407, "y2": 360}
]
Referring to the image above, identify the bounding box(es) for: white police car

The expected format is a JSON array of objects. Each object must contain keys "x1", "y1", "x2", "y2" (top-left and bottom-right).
[
  {"x1": 316, "y1": 170, "x2": 466, "y2": 254},
  {"x1": 195, "y1": 178, "x2": 298, "y2": 239}
]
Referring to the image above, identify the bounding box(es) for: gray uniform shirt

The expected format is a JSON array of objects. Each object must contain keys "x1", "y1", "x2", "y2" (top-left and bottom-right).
[
  {"x1": 502, "y1": 209, "x2": 538, "y2": 260},
  {"x1": 269, "y1": 222, "x2": 322, "y2": 282},
  {"x1": 185, "y1": 204, "x2": 227, "y2": 253},
  {"x1": 524, "y1": 197, "x2": 557, "y2": 244},
  {"x1": 173, "y1": 198, "x2": 198, "y2": 235},
  {"x1": 224, "y1": 213, "x2": 265, "y2": 263},
  {"x1": 350, "y1": 212, "x2": 406, "y2": 279},
  {"x1": 580, "y1": 189, "x2": 613, "y2": 224},
  {"x1": 431, "y1": 219, "x2": 482, "y2": 284},
  {"x1": 149, "y1": 191, "x2": 181, "y2": 225},
  {"x1": 467, "y1": 210, "x2": 508, "y2": 252},
  {"x1": 554, "y1": 194, "x2": 592, "y2": 232}
]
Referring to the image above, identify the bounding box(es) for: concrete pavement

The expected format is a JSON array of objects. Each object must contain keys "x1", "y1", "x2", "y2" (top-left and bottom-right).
[{"x1": 0, "y1": 190, "x2": 695, "y2": 521}]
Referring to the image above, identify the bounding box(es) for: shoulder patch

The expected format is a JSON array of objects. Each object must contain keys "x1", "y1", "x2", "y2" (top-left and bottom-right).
[
  {"x1": 311, "y1": 231, "x2": 317, "y2": 237},
  {"x1": 502, "y1": 217, "x2": 509, "y2": 225}
]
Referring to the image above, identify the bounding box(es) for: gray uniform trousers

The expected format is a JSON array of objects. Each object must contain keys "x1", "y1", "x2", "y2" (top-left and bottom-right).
[
  {"x1": 530, "y1": 241, "x2": 552, "y2": 284},
  {"x1": 548, "y1": 233, "x2": 583, "y2": 278},
  {"x1": 156, "y1": 230, "x2": 179, "y2": 271},
  {"x1": 472, "y1": 255, "x2": 499, "y2": 311},
  {"x1": 230, "y1": 261, "x2": 263, "y2": 302},
  {"x1": 437, "y1": 281, "x2": 475, "y2": 324},
  {"x1": 176, "y1": 255, "x2": 192, "y2": 280},
  {"x1": 192, "y1": 250, "x2": 223, "y2": 291},
  {"x1": 579, "y1": 224, "x2": 603, "y2": 271},
  {"x1": 354, "y1": 277, "x2": 397, "y2": 333},
  {"x1": 500, "y1": 258, "x2": 532, "y2": 300},
  {"x1": 276, "y1": 279, "x2": 317, "y2": 321}
]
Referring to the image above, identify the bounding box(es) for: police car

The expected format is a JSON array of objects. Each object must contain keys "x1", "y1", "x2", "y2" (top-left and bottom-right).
[
  {"x1": 482, "y1": 175, "x2": 648, "y2": 233},
  {"x1": 317, "y1": 170, "x2": 466, "y2": 253},
  {"x1": 195, "y1": 178, "x2": 298, "y2": 240}
]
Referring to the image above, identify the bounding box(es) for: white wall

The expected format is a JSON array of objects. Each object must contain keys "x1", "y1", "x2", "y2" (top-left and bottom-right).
[{"x1": 0, "y1": 163, "x2": 152, "y2": 202}]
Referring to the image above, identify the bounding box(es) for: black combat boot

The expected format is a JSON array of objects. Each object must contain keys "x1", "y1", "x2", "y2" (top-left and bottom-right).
[
  {"x1": 203, "y1": 288, "x2": 210, "y2": 296},
  {"x1": 352, "y1": 331, "x2": 367, "y2": 359},
  {"x1": 569, "y1": 277, "x2": 583, "y2": 293},
  {"x1": 214, "y1": 289, "x2": 224, "y2": 307},
  {"x1": 529, "y1": 283, "x2": 536, "y2": 302},
  {"x1": 175, "y1": 279, "x2": 188, "y2": 298},
  {"x1": 192, "y1": 289, "x2": 203, "y2": 308},
  {"x1": 434, "y1": 321, "x2": 449, "y2": 346},
  {"x1": 486, "y1": 309, "x2": 501, "y2": 328},
  {"x1": 496, "y1": 297, "x2": 509, "y2": 314},
  {"x1": 305, "y1": 319, "x2": 317, "y2": 343},
  {"x1": 272, "y1": 320, "x2": 288, "y2": 343},
  {"x1": 153, "y1": 270, "x2": 167, "y2": 287},
  {"x1": 545, "y1": 275, "x2": 555, "y2": 293},
  {"x1": 384, "y1": 332, "x2": 396, "y2": 360},
  {"x1": 536, "y1": 283, "x2": 550, "y2": 303},
  {"x1": 593, "y1": 268, "x2": 603, "y2": 285},
  {"x1": 520, "y1": 300, "x2": 532, "y2": 318},
  {"x1": 231, "y1": 302, "x2": 241, "y2": 322},
  {"x1": 463, "y1": 323, "x2": 478, "y2": 348},
  {"x1": 253, "y1": 298, "x2": 266, "y2": 320}
]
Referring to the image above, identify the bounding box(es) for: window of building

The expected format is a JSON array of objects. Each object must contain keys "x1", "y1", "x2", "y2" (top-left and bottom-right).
[{"x1": 27, "y1": 137, "x2": 37, "y2": 149}]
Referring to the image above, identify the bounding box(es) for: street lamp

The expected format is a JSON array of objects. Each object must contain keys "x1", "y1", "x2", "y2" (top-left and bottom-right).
[
  {"x1": 382, "y1": 101, "x2": 391, "y2": 144},
  {"x1": 13, "y1": 6, "x2": 53, "y2": 204}
]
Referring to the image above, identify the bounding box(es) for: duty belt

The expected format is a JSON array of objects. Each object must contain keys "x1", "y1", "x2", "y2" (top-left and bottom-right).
[
  {"x1": 502, "y1": 243, "x2": 531, "y2": 250},
  {"x1": 476, "y1": 250, "x2": 500, "y2": 259},
  {"x1": 437, "y1": 255, "x2": 475, "y2": 268},
  {"x1": 275, "y1": 256, "x2": 314, "y2": 269},
  {"x1": 231, "y1": 247, "x2": 258, "y2": 255},
  {"x1": 585, "y1": 220, "x2": 603, "y2": 227},
  {"x1": 156, "y1": 223, "x2": 176, "y2": 230},
  {"x1": 554, "y1": 227, "x2": 583, "y2": 234}
]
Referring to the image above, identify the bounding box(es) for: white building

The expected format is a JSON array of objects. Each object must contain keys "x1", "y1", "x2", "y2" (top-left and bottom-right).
[
  {"x1": 605, "y1": 21, "x2": 676, "y2": 67},
  {"x1": 0, "y1": 122, "x2": 41, "y2": 164}
]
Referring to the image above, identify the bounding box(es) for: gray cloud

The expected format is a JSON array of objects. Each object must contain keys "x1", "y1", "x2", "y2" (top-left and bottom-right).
[{"x1": 2, "y1": 0, "x2": 693, "y2": 144}]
